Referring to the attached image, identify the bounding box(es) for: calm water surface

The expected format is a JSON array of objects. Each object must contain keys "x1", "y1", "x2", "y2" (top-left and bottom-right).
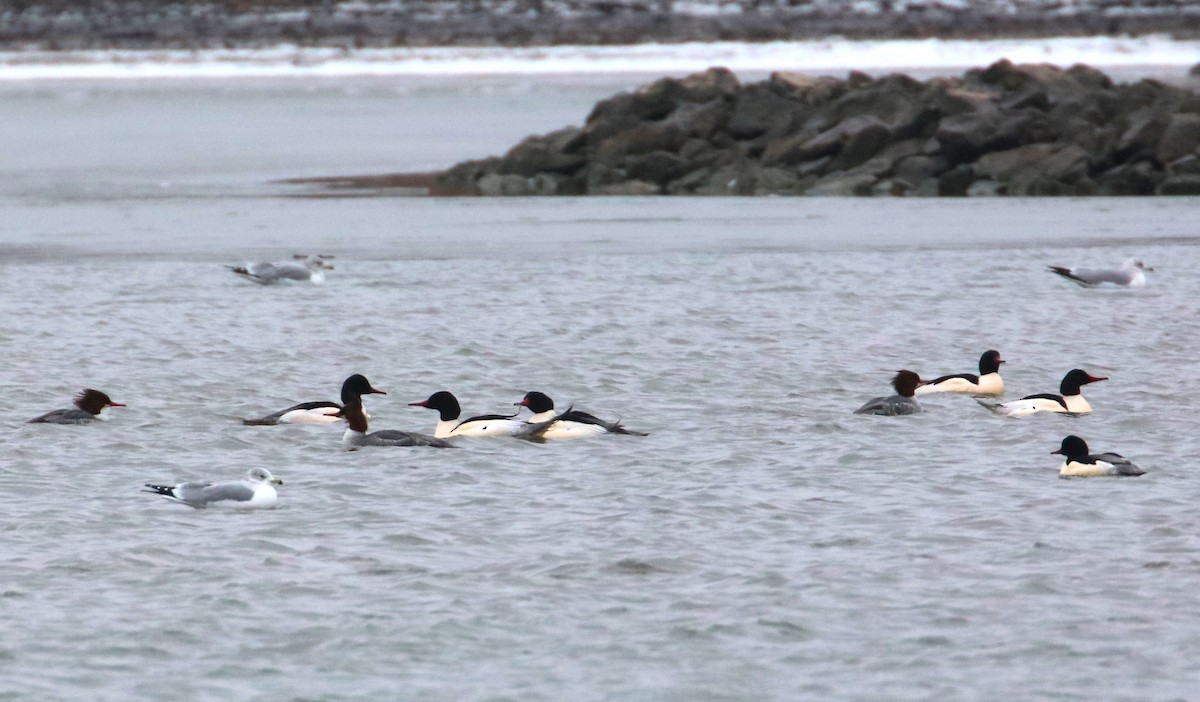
[{"x1": 1, "y1": 77, "x2": 1199, "y2": 701}]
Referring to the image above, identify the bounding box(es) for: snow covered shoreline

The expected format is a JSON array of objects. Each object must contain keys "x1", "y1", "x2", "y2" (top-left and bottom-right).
[{"x1": 0, "y1": 35, "x2": 1197, "y2": 80}]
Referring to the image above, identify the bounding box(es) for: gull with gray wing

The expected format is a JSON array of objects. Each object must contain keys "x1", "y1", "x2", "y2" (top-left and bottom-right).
[{"x1": 143, "y1": 467, "x2": 284, "y2": 509}]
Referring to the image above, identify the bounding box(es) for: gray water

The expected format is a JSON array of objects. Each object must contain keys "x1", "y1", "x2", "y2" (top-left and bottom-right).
[{"x1": 2, "y1": 76, "x2": 1200, "y2": 701}]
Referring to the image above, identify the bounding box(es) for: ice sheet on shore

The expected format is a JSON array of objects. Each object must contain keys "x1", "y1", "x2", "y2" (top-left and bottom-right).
[{"x1": 0, "y1": 35, "x2": 1196, "y2": 80}]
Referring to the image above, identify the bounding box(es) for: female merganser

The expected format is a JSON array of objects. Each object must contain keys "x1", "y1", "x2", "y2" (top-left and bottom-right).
[
  {"x1": 28, "y1": 389, "x2": 125, "y2": 424},
  {"x1": 515, "y1": 391, "x2": 648, "y2": 439},
  {"x1": 143, "y1": 467, "x2": 284, "y2": 509},
  {"x1": 226, "y1": 254, "x2": 334, "y2": 285},
  {"x1": 915, "y1": 350, "x2": 1005, "y2": 396},
  {"x1": 977, "y1": 369, "x2": 1106, "y2": 416},
  {"x1": 1047, "y1": 258, "x2": 1151, "y2": 287},
  {"x1": 853, "y1": 370, "x2": 924, "y2": 416},
  {"x1": 337, "y1": 375, "x2": 454, "y2": 450},
  {"x1": 408, "y1": 391, "x2": 528, "y2": 438},
  {"x1": 1052, "y1": 435, "x2": 1144, "y2": 478},
  {"x1": 242, "y1": 374, "x2": 379, "y2": 425}
]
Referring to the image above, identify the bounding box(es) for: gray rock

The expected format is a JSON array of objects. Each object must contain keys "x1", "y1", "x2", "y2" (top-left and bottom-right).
[
  {"x1": 676, "y1": 67, "x2": 741, "y2": 103},
  {"x1": 1096, "y1": 161, "x2": 1162, "y2": 195},
  {"x1": 725, "y1": 85, "x2": 801, "y2": 140},
  {"x1": 1167, "y1": 154, "x2": 1200, "y2": 175},
  {"x1": 625, "y1": 150, "x2": 689, "y2": 185},
  {"x1": 1156, "y1": 114, "x2": 1200, "y2": 164},
  {"x1": 894, "y1": 154, "x2": 949, "y2": 182},
  {"x1": 936, "y1": 108, "x2": 1037, "y2": 161},
  {"x1": 831, "y1": 118, "x2": 893, "y2": 169},
  {"x1": 498, "y1": 127, "x2": 586, "y2": 177},
  {"x1": 593, "y1": 122, "x2": 687, "y2": 165},
  {"x1": 808, "y1": 172, "x2": 878, "y2": 196},
  {"x1": 780, "y1": 116, "x2": 892, "y2": 165},
  {"x1": 1157, "y1": 174, "x2": 1200, "y2": 195},
  {"x1": 938, "y1": 164, "x2": 976, "y2": 196},
  {"x1": 438, "y1": 156, "x2": 501, "y2": 195},
  {"x1": 751, "y1": 167, "x2": 808, "y2": 195},
  {"x1": 769, "y1": 72, "x2": 844, "y2": 105},
  {"x1": 967, "y1": 179, "x2": 1003, "y2": 197},
  {"x1": 477, "y1": 173, "x2": 533, "y2": 196},
  {"x1": 1116, "y1": 109, "x2": 1169, "y2": 160},
  {"x1": 974, "y1": 142, "x2": 1090, "y2": 193},
  {"x1": 594, "y1": 180, "x2": 662, "y2": 196},
  {"x1": 663, "y1": 99, "x2": 734, "y2": 140}
]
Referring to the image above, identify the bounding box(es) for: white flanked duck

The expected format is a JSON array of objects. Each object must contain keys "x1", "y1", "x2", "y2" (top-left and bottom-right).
[
  {"x1": 515, "y1": 391, "x2": 648, "y2": 440},
  {"x1": 1053, "y1": 435, "x2": 1144, "y2": 478},
  {"x1": 915, "y1": 350, "x2": 1005, "y2": 396},
  {"x1": 242, "y1": 374, "x2": 375, "y2": 426},
  {"x1": 408, "y1": 391, "x2": 529, "y2": 438},
  {"x1": 977, "y1": 369, "x2": 1106, "y2": 417}
]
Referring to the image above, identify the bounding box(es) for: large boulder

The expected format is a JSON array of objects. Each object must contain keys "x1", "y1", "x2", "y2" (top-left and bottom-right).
[
  {"x1": 625, "y1": 150, "x2": 689, "y2": 185},
  {"x1": 724, "y1": 84, "x2": 802, "y2": 140},
  {"x1": 935, "y1": 108, "x2": 1040, "y2": 161},
  {"x1": 1156, "y1": 114, "x2": 1200, "y2": 164},
  {"x1": 973, "y1": 142, "x2": 1090, "y2": 193},
  {"x1": 498, "y1": 127, "x2": 586, "y2": 177},
  {"x1": 762, "y1": 115, "x2": 891, "y2": 167},
  {"x1": 1157, "y1": 174, "x2": 1200, "y2": 195},
  {"x1": 662, "y1": 98, "x2": 734, "y2": 140},
  {"x1": 1116, "y1": 108, "x2": 1170, "y2": 160},
  {"x1": 592, "y1": 121, "x2": 688, "y2": 165}
]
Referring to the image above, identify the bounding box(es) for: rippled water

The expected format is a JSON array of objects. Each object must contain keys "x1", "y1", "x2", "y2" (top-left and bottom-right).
[{"x1": 2, "y1": 77, "x2": 1200, "y2": 701}]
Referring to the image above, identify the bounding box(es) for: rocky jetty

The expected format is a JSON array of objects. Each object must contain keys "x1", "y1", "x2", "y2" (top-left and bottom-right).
[{"x1": 439, "y1": 62, "x2": 1200, "y2": 197}]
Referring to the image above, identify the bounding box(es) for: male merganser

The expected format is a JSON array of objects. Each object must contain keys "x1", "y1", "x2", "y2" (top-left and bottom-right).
[
  {"x1": 28, "y1": 389, "x2": 125, "y2": 424},
  {"x1": 408, "y1": 391, "x2": 529, "y2": 438},
  {"x1": 226, "y1": 254, "x2": 334, "y2": 285},
  {"x1": 242, "y1": 401, "x2": 343, "y2": 426},
  {"x1": 514, "y1": 391, "x2": 648, "y2": 439},
  {"x1": 242, "y1": 374, "x2": 378, "y2": 425},
  {"x1": 853, "y1": 370, "x2": 924, "y2": 416},
  {"x1": 143, "y1": 467, "x2": 284, "y2": 509},
  {"x1": 915, "y1": 350, "x2": 1005, "y2": 396},
  {"x1": 1047, "y1": 258, "x2": 1151, "y2": 287},
  {"x1": 976, "y1": 369, "x2": 1106, "y2": 416},
  {"x1": 1052, "y1": 435, "x2": 1144, "y2": 478},
  {"x1": 337, "y1": 375, "x2": 454, "y2": 449}
]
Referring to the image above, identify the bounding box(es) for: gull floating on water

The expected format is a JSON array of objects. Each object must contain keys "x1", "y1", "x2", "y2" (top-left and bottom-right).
[
  {"x1": 853, "y1": 370, "x2": 924, "y2": 416},
  {"x1": 143, "y1": 467, "x2": 284, "y2": 509},
  {"x1": 1047, "y1": 258, "x2": 1151, "y2": 287},
  {"x1": 226, "y1": 254, "x2": 334, "y2": 285},
  {"x1": 1053, "y1": 435, "x2": 1145, "y2": 478},
  {"x1": 28, "y1": 388, "x2": 125, "y2": 424}
]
